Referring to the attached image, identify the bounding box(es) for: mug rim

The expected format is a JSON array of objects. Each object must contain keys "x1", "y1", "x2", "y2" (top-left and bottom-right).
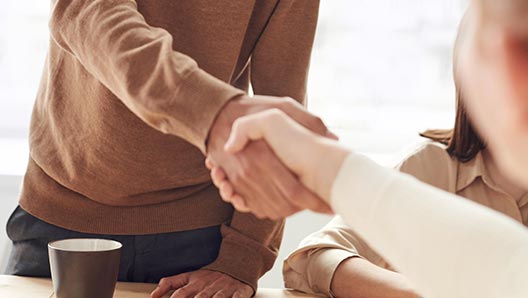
[{"x1": 48, "y1": 238, "x2": 122, "y2": 252}]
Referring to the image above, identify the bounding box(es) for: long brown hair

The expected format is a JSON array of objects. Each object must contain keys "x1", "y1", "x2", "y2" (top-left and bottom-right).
[
  {"x1": 420, "y1": 13, "x2": 486, "y2": 163},
  {"x1": 420, "y1": 92, "x2": 486, "y2": 163}
]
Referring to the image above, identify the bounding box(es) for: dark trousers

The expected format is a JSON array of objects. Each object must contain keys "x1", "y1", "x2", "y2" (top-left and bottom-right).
[{"x1": 4, "y1": 206, "x2": 222, "y2": 283}]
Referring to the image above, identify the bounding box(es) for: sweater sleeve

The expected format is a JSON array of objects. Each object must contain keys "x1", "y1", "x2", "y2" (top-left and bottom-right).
[
  {"x1": 331, "y1": 153, "x2": 528, "y2": 298},
  {"x1": 48, "y1": 0, "x2": 244, "y2": 152}
]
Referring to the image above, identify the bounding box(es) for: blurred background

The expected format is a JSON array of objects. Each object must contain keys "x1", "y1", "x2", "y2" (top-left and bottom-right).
[{"x1": 0, "y1": 0, "x2": 468, "y2": 288}]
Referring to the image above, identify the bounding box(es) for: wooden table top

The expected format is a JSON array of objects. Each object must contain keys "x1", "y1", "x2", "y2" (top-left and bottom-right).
[{"x1": 0, "y1": 275, "x2": 315, "y2": 298}]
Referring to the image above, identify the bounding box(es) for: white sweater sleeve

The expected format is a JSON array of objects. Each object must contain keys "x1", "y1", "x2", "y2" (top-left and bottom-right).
[{"x1": 331, "y1": 153, "x2": 528, "y2": 298}]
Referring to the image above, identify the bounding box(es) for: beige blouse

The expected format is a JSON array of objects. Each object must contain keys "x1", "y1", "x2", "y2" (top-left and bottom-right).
[{"x1": 283, "y1": 142, "x2": 528, "y2": 296}]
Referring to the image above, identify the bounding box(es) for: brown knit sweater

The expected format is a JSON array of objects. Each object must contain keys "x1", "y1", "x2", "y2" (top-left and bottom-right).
[{"x1": 20, "y1": 0, "x2": 319, "y2": 289}]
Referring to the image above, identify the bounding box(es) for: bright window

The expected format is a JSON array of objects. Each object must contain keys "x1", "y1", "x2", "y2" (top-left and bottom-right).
[{"x1": 309, "y1": 0, "x2": 468, "y2": 164}]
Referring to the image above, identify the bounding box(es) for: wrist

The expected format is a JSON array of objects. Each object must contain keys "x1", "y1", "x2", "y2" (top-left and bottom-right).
[
  {"x1": 206, "y1": 95, "x2": 248, "y2": 152},
  {"x1": 309, "y1": 139, "x2": 350, "y2": 203}
]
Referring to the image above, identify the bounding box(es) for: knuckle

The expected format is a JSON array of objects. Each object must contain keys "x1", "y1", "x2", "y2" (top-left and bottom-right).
[
  {"x1": 175, "y1": 288, "x2": 188, "y2": 296},
  {"x1": 158, "y1": 278, "x2": 169, "y2": 286}
]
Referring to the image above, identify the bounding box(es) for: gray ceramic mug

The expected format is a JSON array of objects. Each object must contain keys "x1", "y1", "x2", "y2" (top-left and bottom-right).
[{"x1": 48, "y1": 238, "x2": 122, "y2": 298}]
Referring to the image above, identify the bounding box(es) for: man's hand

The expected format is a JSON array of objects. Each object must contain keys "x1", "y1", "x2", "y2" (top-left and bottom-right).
[
  {"x1": 207, "y1": 95, "x2": 335, "y2": 219},
  {"x1": 150, "y1": 270, "x2": 253, "y2": 298}
]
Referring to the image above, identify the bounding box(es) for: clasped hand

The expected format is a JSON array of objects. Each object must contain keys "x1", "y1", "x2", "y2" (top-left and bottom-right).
[
  {"x1": 207, "y1": 96, "x2": 349, "y2": 219},
  {"x1": 206, "y1": 95, "x2": 341, "y2": 219}
]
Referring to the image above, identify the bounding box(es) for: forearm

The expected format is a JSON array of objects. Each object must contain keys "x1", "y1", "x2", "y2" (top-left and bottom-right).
[{"x1": 331, "y1": 258, "x2": 419, "y2": 298}]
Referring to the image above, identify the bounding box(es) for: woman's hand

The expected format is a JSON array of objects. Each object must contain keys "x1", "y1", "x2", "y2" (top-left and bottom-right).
[{"x1": 206, "y1": 109, "x2": 349, "y2": 216}]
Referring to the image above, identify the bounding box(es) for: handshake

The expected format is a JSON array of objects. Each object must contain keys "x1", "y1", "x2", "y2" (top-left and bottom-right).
[{"x1": 206, "y1": 95, "x2": 348, "y2": 220}]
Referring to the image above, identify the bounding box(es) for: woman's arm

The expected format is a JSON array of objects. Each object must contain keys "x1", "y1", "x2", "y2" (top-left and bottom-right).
[
  {"x1": 331, "y1": 257, "x2": 419, "y2": 298},
  {"x1": 284, "y1": 216, "x2": 420, "y2": 297}
]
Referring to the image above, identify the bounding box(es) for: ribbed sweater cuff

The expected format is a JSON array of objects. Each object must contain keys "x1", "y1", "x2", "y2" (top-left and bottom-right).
[{"x1": 203, "y1": 227, "x2": 277, "y2": 293}]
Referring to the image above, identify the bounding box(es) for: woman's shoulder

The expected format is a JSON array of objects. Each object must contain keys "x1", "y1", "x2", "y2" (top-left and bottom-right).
[{"x1": 396, "y1": 141, "x2": 458, "y2": 192}]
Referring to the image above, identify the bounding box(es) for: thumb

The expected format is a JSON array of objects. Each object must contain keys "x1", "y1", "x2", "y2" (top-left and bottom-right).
[{"x1": 224, "y1": 114, "x2": 268, "y2": 153}]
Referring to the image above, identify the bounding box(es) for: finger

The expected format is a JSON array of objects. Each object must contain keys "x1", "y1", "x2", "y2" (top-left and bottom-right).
[
  {"x1": 211, "y1": 167, "x2": 227, "y2": 187},
  {"x1": 324, "y1": 204, "x2": 335, "y2": 215},
  {"x1": 212, "y1": 289, "x2": 233, "y2": 298},
  {"x1": 236, "y1": 140, "x2": 303, "y2": 218},
  {"x1": 219, "y1": 181, "x2": 234, "y2": 201},
  {"x1": 326, "y1": 130, "x2": 339, "y2": 140},
  {"x1": 194, "y1": 284, "x2": 217, "y2": 298},
  {"x1": 231, "y1": 194, "x2": 251, "y2": 213},
  {"x1": 222, "y1": 177, "x2": 267, "y2": 218},
  {"x1": 224, "y1": 116, "x2": 264, "y2": 154},
  {"x1": 238, "y1": 156, "x2": 290, "y2": 219},
  {"x1": 236, "y1": 176, "x2": 277, "y2": 219},
  {"x1": 233, "y1": 289, "x2": 251, "y2": 298},
  {"x1": 280, "y1": 101, "x2": 331, "y2": 137},
  {"x1": 170, "y1": 284, "x2": 200, "y2": 298},
  {"x1": 223, "y1": 144, "x2": 282, "y2": 218},
  {"x1": 205, "y1": 156, "x2": 216, "y2": 170},
  {"x1": 225, "y1": 109, "x2": 292, "y2": 154},
  {"x1": 151, "y1": 275, "x2": 188, "y2": 298},
  {"x1": 223, "y1": 139, "x2": 299, "y2": 219},
  {"x1": 194, "y1": 277, "x2": 242, "y2": 298}
]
